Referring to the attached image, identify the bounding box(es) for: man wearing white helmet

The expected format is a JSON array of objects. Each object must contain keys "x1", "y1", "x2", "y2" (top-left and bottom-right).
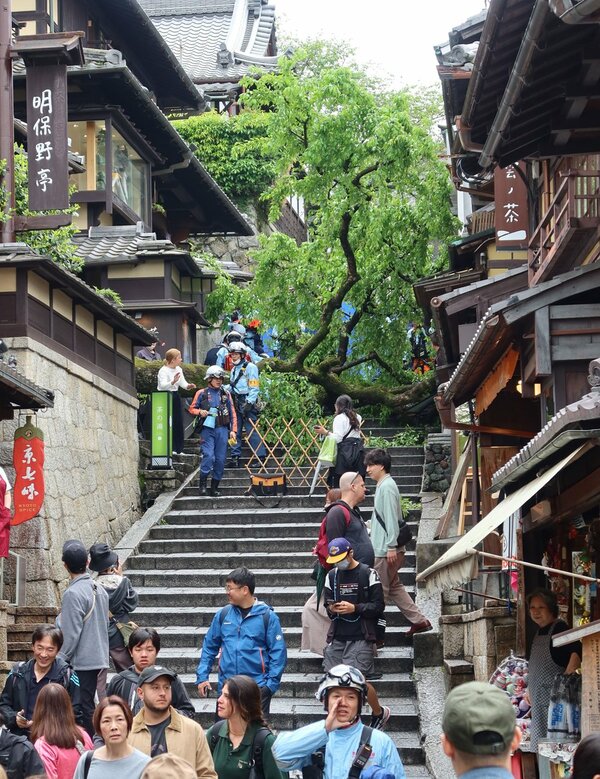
[
  {"x1": 272, "y1": 664, "x2": 404, "y2": 779},
  {"x1": 188, "y1": 366, "x2": 237, "y2": 496},
  {"x1": 226, "y1": 342, "x2": 266, "y2": 468}
]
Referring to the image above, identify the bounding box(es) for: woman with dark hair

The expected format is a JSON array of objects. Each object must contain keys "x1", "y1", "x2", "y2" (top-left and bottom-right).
[
  {"x1": 73, "y1": 697, "x2": 150, "y2": 779},
  {"x1": 572, "y1": 732, "x2": 600, "y2": 779},
  {"x1": 206, "y1": 675, "x2": 284, "y2": 779},
  {"x1": 31, "y1": 683, "x2": 93, "y2": 779},
  {"x1": 526, "y1": 588, "x2": 582, "y2": 753},
  {"x1": 315, "y1": 395, "x2": 364, "y2": 488}
]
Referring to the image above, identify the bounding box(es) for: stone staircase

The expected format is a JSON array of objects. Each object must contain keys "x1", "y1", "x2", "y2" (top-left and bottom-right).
[{"x1": 123, "y1": 433, "x2": 431, "y2": 777}]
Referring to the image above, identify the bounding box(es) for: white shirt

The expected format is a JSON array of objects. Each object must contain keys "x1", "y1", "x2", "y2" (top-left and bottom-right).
[
  {"x1": 157, "y1": 365, "x2": 191, "y2": 392},
  {"x1": 0, "y1": 467, "x2": 11, "y2": 491},
  {"x1": 330, "y1": 412, "x2": 362, "y2": 443}
]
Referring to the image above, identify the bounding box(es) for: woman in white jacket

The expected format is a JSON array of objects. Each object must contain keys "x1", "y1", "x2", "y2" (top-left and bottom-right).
[{"x1": 156, "y1": 349, "x2": 196, "y2": 454}]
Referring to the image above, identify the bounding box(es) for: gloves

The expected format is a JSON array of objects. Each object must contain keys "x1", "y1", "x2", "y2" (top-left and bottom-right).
[{"x1": 228, "y1": 435, "x2": 237, "y2": 447}]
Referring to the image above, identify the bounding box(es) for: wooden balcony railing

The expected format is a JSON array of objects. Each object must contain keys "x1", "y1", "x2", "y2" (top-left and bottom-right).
[{"x1": 528, "y1": 170, "x2": 600, "y2": 285}]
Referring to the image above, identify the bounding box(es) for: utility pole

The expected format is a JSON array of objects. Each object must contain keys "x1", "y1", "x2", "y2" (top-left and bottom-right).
[{"x1": 0, "y1": 0, "x2": 15, "y2": 243}]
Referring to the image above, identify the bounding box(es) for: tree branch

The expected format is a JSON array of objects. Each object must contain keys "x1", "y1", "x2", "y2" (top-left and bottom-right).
[
  {"x1": 332, "y1": 352, "x2": 376, "y2": 374},
  {"x1": 352, "y1": 163, "x2": 379, "y2": 187},
  {"x1": 290, "y1": 208, "x2": 360, "y2": 368},
  {"x1": 337, "y1": 289, "x2": 373, "y2": 363},
  {"x1": 372, "y1": 351, "x2": 406, "y2": 383}
]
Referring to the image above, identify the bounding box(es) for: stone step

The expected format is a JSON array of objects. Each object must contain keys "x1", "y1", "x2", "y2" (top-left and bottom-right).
[
  {"x1": 155, "y1": 624, "x2": 415, "y2": 649},
  {"x1": 171, "y1": 493, "x2": 421, "y2": 510},
  {"x1": 173, "y1": 671, "x2": 416, "y2": 700},
  {"x1": 136, "y1": 536, "x2": 419, "y2": 557},
  {"x1": 133, "y1": 582, "x2": 417, "y2": 606},
  {"x1": 162, "y1": 506, "x2": 422, "y2": 525},
  {"x1": 132, "y1": 605, "x2": 416, "y2": 629},
  {"x1": 191, "y1": 695, "x2": 419, "y2": 732},
  {"x1": 156, "y1": 646, "x2": 414, "y2": 675},
  {"x1": 147, "y1": 522, "x2": 420, "y2": 540},
  {"x1": 179, "y1": 481, "x2": 421, "y2": 497},
  {"x1": 213, "y1": 464, "x2": 425, "y2": 483}
]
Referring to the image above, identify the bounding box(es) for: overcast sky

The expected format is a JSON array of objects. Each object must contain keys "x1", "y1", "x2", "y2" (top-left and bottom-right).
[{"x1": 273, "y1": 0, "x2": 487, "y2": 88}]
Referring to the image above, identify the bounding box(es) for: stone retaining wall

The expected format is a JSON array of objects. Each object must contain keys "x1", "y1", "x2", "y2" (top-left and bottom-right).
[
  {"x1": 422, "y1": 432, "x2": 452, "y2": 492},
  {"x1": 0, "y1": 337, "x2": 141, "y2": 606}
]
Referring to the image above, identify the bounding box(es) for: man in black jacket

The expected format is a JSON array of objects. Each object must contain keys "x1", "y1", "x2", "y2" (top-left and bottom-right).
[
  {"x1": 0, "y1": 714, "x2": 45, "y2": 778},
  {"x1": 107, "y1": 627, "x2": 194, "y2": 717},
  {"x1": 323, "y1": 538, "x2": 391, "y2": 731},
  {"x1": 0, "y1": 624, "x2": 80, "y2": 736}
]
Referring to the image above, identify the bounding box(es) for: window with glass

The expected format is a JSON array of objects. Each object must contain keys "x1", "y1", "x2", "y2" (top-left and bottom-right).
[
  {"x1": 68, "y1": 120, "x2": 107, "y2": 192},
  {"x1": 111, "y1": 128, "x2": 149, "y2": 220}
]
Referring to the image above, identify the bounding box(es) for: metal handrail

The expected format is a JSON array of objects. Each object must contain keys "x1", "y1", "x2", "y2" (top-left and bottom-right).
[{"x1": 0, "y1": 551, "x2": 26, "y2": 606}]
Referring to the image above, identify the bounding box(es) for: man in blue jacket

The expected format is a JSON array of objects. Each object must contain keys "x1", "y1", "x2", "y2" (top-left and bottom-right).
[
  {"x1": 196, "y1": 567, "x2": 286, "y2": 714},
  {"x1": 225, "y1": 342, "x2": 266, "y2": 468},
  {"x1": 272, "y1": 664, "x2": 404, "y2": 779}
]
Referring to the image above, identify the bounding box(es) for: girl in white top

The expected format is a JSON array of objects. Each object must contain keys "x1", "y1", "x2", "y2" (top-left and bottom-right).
[
  {"x1": 156, "y1": 348, "x2": 196, "y2": 454},
  {"x1": 315, "y1": 395, "x2": 364, "y2": 487}
]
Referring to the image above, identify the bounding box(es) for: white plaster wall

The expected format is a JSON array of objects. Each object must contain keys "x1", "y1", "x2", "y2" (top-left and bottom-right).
[{"x1": 0, "y1": 337, "x2": 141, "y2": 606}]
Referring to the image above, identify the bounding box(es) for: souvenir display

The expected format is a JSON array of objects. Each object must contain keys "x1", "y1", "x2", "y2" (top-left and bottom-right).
[{"x1": 489, "y1": 652, "x2": 531, "y2": 750}]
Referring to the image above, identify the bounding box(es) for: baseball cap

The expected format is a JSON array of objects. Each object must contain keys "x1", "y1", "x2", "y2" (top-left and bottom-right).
[
  {"x1": 326, "y1": 537, "x2": 352, "y2": 564},
  {"x1": 62, "y1": 540, "x2": 88, "y2": 572},
  {"x1": 138, "y1": 665, "x2": 176, "y2": 686},
  {"x1": 442, "y1": 681, "x2": 516, "y2": 755}
]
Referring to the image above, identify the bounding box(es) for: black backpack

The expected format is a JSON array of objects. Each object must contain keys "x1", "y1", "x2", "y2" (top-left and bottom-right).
[{"x1": 208, "y1": 720, "x2": 272, "y2": 779}]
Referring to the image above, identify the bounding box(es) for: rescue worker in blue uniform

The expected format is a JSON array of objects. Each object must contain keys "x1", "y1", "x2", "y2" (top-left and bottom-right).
[
  {"x1": 226, "y1": 342, "x2": 266, "y2": 468},
  {"x1": 189, "y1": 366, "x2": 237, "y2": 496}
]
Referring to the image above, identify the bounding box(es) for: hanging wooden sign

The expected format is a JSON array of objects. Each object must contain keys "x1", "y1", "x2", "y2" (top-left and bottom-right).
[{"x1": 12, "y1": 417, "x2": 45, "y2": 526}]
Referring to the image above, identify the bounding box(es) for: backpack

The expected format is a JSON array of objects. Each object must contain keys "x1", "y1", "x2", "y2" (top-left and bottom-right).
[
  {"x1": 302, "y1": 725, "x2": 374, "y2": 779},
  {"x1": 218, "y1": 604, "x2": 271, "y2": 639},
  {"x1": 312, "y1": 503, "x2": 351, "y2": 571},
  {"x1": 208, "y1": 721, "x2": 272, "y2": 779}
]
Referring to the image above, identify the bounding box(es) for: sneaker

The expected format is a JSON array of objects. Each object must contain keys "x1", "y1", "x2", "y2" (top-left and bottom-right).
[
  {"x1": 407, "y1": 619, "x2": 433, "y2": 636},
  {"x1": 370, "y1": 705, "x2": 391, "y2": 731}
]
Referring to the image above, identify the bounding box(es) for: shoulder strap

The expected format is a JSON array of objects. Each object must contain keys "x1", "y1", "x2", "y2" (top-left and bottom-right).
[
  {"x1": 357, "y1": 563, "x2": 371, "y2": 600},
  {"x1": 230, "y1": 362, "x2": 248, "y2": 390},
  {"x1": 83, "y1": 583, "x2": 97, "y2": 622},
  {"x1": 219, "y1": 604, "x2": 233, "y2": 627},
  {"x1": 347, "y1": 725, "x2": 373, "y2": 779},
  {"x1": 373, "y1": 507, "x2": 386, "y2": 533},
  {"x1": 83, "y1": 751, "x2": 93, "y2": 779},
  {"x1": 207, "y1": 720, "x2": 225, "y2": 752},
  {"x1": 250, "y1": 726, "x2": 272, "y2": 777}
]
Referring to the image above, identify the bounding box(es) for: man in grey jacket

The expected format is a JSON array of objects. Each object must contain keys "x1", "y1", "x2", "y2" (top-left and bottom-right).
[{"x1": 57, "y1": 539, "x2": 109, "y2": 736}]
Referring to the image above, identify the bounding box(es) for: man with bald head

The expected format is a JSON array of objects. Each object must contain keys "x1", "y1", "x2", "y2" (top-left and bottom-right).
[{"x1": 325, "y1": 472, "x2": 374, "y2": 566}]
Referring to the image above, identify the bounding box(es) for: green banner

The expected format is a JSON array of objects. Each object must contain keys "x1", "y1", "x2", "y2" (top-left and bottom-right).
[{"x1": 151, "y1": 391, "x2": 172, "y2": 468}]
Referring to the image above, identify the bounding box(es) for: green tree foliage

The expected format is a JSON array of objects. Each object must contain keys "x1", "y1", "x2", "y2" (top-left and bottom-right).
[
  {"x1": 173, "y1": 111, "x2": 275, "y2": 203},
  {"x1": 203, "y1": 42, "x2": 457, "y2": 416},
  {"x1": 12, "y1": 148, "x2": 83, "y2": 273}
]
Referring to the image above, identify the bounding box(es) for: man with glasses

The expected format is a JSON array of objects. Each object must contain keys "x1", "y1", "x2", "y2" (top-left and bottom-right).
[{"x1": 195, "y1": 567, "x2": 287, "y2": 714}]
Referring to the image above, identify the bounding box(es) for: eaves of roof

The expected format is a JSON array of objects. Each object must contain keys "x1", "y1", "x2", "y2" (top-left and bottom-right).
[
  {"x1": 0, "y1": 361, "x2": 54, "y2": 410},
  {"x1": 120, "y1": 299, "x2": 210, "y2": 326},
  {"x1": 13, "y1": 58, "x2": 253, "y2": 236},
  {"x1": 441, "y1": 262, "x2": 600, "y2": 406},
  {"x1": 93, "y1": 0, "x2": 203, "y2": 111},
  {"x1": 0, "y1": 247, "x2": 153, "y2": 344}
]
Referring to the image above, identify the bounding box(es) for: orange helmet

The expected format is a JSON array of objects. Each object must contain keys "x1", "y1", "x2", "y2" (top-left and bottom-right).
[{"x1": 248, "y1": 319, "x2": 262, "y2": 330}]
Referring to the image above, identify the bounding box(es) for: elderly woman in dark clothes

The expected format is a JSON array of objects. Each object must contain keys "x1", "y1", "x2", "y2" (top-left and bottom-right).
[{"x1": 526, "y1": 588, "x2": 581, "y2": 753}]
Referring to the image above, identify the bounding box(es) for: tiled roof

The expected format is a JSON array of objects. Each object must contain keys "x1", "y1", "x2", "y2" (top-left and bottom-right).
[
  {"x1": 139, "y1": 0, "x2": 277, "y2": 95},
  {"x1": 0, "y1": 361, "x2": 54, "y2": 410},
  {"x1": 73, "y1": 226, "x2": 252, "y2": 281},
  {"x1": 491, "y1": 388, "x2": 600, "y2": 491}
]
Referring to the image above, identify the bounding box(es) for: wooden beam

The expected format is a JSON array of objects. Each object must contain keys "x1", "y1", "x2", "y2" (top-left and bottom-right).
[
  {"x1": 435, "y1": 437, "x2": 472, "y2": 540},
  {"x1": 535, "y1": 307, "x2": 552, "y2": 377},
  {"x1": 524, "y1": 465, "x2": 600, "y2": 532},
  {"x1": 14, "y1": 214, "x2": 72, "y2": 231}
]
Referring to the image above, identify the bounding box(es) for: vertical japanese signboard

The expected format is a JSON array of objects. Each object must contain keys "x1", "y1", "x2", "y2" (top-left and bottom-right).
[
  {"x1": 12, "y1": 417, "x2": 45, "y2": 526},
  {"x1": 151, "y1": 392, "x2": 172, "y2": 468},
  {"x1": 25, "y1": 64, "x2": 69, "y2": 211},
  {"x1": 494, "y1": 161, "x2": 529, "y2": 250}
]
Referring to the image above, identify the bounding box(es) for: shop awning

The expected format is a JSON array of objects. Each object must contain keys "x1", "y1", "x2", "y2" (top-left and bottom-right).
[{"x1": 416, "y1": 442, "x2": 591, "y2": 592}]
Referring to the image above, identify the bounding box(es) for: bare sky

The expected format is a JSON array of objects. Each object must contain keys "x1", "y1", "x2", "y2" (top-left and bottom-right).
[{"x1": 273, "y1": 0, "x2": 487, "y2": 88}]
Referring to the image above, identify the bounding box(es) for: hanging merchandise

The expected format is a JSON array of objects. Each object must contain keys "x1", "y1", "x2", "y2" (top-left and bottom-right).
[
  {"x1": 489, "y1": 652, "x2": 531, "y2": 750},
  {"x1": 12, "y1": 416, "x2": 45, "y2": 526}
]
